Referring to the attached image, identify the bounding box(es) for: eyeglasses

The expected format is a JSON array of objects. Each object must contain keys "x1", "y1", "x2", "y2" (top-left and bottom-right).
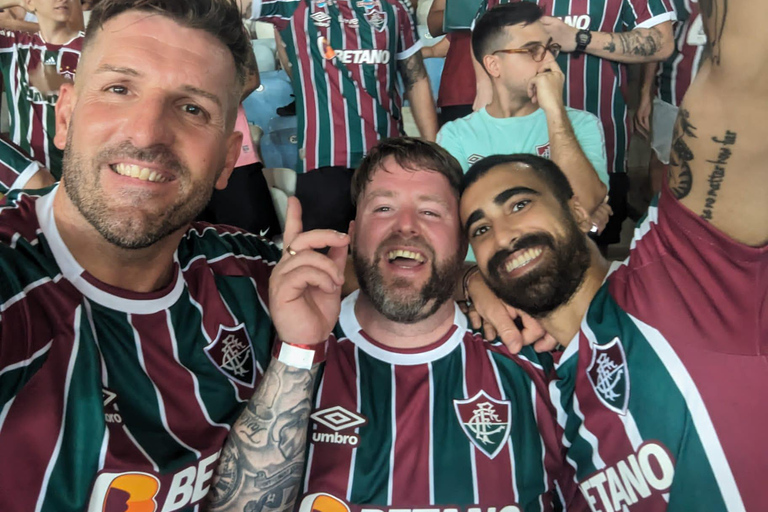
[{"x1": 492, "y1": 41, "x2": 561, "y2": 61}]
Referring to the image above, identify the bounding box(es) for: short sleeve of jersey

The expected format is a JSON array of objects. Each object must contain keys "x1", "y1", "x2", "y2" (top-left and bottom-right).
[
  {"x1": 394, "y1": 0, "x2": 422, "y2": 60},
  {"x1": 568, "y1": 110, "x2": 610, "y2": 188},
  {"x1": 436, "y1": 121, "x2": 469, "y2": 171},
  {"x1": 0, "y1": 138, "x2": 41, "y2": 195},
  {"x1": 620, "y1": 0, "x2": 675, "y2": 30},
  {"x1": 252, "y1": 0, "x2": 301, "y2": 31}
]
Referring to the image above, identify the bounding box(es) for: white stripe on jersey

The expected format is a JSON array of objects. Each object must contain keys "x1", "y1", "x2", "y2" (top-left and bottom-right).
[
  {"x1": 122, "y1": 424, "x2": 160, "y2": 472},
  {"x1": 428, "y1": 361, "x2": 435, "y2": 504},
  {"x1": 129, "y1": 314, "x2": 202, "y2": 459},
  {"x1": 0, "y1": 396, "x2": 16, "y2": 436},
  {"x1": 387, "y1": 365, "x2": 396, "y2": 504},
  {"x1": 548, "y1": 379, "x2": 581, "y2": 482},
  {"x1": 629, "y1": 202, "x2": 659, "y2": 251},
  {"x1": 488, "y1": 352, "x2": 520, "y2": 501},
  {"x1": 34, "y1": 306, "x2": 82, "y2": 512},
  {"x1": 459, "y1": 342, "x2": 480, "y2": 503},
  {"x1": 97, "y1": 427, "x2": 109, "y2": 470},
  {"x1": 347, "y1": 344, "x2": 362, "y2": 501},
  {"x1": 0, "y1": 339, "x2": 52, "y2": 378},
  {"x1": 165, "y1": 310, "x2": 230, "y2": 431},
  {"x1": 530, "y1": 385, "x2": 546, "y2": 512},
  {"x1": 1, "y1": 274, "x2": 64, "y2": 313},
  {"x1": 628, "y1": 313, "x2": 747, "y2": 512},
  {"x1": 571, "y1": 394, "x2": 606, "y2": 470}
]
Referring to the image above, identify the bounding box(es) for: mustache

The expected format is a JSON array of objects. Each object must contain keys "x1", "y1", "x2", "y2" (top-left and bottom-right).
[
  {"x1": 487, "y1": 232, "x2": 555, "y2": 274},
  {"x1": 96, "y1": 141, "x2": 185, "y2": 176}
]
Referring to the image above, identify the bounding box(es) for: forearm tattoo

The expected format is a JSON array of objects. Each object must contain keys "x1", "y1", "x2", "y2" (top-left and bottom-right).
[
  {"x1": 700, "y1": 0, "x2": 728, "y2": 65},
  {"x1": 207, "y1": 361, "x2": 319, "y2": 512},
  {"x1": 602, "y1": 27, "x2": 662, "y2": 57},
  {"x1": 668, "y1": 108, "x2": 697, "y2": 200},
  {"x1": 398, "y1": 51, "x2": 428, "y2": 93}
]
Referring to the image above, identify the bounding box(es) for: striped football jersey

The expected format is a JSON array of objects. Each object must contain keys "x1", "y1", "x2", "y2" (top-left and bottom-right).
[
  {"x1": 0, "y1": 187, "x2": 279, "y2": 512},
  {"x1": 550, "y1": 186, "x2": 768, "y2": 511},
  {"x1": 655, "y1": 0, "x2": 704, "y2": 107},
  {"x1": 0, "y1": 30, "x2": 83, "y2": 179},
  {"x1": 0, "y1": 137, "x2": 40, "y2": 195},
  {"x1": 254, "y1": 0, "x2": 421, "y2": 172},
  {"x1": 478, "y1": 0, "x2": 675, "y2": 174},
  {"x1": 299, "y1": 291, "x2": 586, "y2": 512}
]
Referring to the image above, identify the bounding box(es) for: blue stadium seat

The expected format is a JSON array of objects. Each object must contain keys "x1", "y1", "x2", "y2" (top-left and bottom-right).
[
  {"x1": 423, "y1": 57, "x2": 445, "y2": 100},
  {"x1": 242, "y1": 69, "x2": 293, "y2": 135},
  {"x1": 266, "y1": 116, "x2": 299, "y2": 171}
]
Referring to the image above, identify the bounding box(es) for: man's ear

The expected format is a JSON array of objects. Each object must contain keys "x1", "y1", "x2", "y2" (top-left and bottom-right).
[
  {"x1": 348, "y1": 219, "x2": 356, "y2": 244},
  {"x1": 215, "y1": 130, "x2": 243, "y2": 190},
  {"x1": 568, "y1": 195, "x2": 593, "y2": 233},
  {"x1": 54, "y1": 83, "x2": 76, "y2": 151},
  {"x1": 483, "y1": 54, "x2": 501, "y2": 78}
]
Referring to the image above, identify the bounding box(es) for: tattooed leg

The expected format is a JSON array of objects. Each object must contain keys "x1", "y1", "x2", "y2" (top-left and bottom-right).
[{"x1": 207, "y1": 359, "x2": 319, "y2": 512}]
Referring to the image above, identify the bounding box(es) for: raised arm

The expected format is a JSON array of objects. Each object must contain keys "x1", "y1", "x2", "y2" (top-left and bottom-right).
[
  {"x1": 541, "y1": 18, "x2": 675, "y2": 63},
  {"x1": 207, "y1": 198, "x2": 349, "y2": 510},
  {"x1": 399, "y1": 51, "x2": 439, "y2": 141},
  {"x1": 667, "y1": 0, "x2": 768, "y2": 246}
]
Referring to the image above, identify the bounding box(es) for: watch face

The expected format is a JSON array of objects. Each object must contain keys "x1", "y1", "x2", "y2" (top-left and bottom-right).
[{"x1": 577, "y1": 32, "x2": 590, "y2": 44}]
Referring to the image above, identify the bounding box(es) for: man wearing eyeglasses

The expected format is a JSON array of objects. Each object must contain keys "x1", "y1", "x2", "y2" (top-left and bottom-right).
[{"x1": 437, "y1": 2, "x2": 610, "y2": 252}]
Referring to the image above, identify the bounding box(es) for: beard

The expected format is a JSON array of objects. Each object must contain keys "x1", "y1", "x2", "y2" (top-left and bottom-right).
[
  {"x1": 62, "y1": 127, "x2": 217, "y2": 250},
  {"x1": 352, "y1": 235, "x2": 463, "y2": 324},
  {"x1": 484, "y1": 214, "x2": 591, "y2": 318}
]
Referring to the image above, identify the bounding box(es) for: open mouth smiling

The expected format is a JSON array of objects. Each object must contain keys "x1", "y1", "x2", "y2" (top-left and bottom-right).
[{"x1": 110, "y1": 163, "x2": 173, "y2": 183}]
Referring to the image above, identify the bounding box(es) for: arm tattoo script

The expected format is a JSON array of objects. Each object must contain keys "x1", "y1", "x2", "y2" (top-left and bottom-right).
[
  {"x1": 207, "y1": 361, "x2": 319, "y2": 512},
  {"x1": 398, "y1": 51, "x2": 428, "y2": 93},
  {"x1": 602, "y1": 27, "x2": 662, "y2": 57},
  {"x1": 667, "y1": 108, "x2": 696, "y2": 200},
  {"x1": 699, "y1": 0, "x2": 727, "y2": 65}
]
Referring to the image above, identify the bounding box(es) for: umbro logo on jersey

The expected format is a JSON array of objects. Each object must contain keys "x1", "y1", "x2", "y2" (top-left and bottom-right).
[
  {"x1": 467, "y1": 154, "x2": 484, "y2": 165},
  {"x1": 587, "y1": 337, "x2": 630, "y2": 415},
  {"x1": 102, "y1": 388, "x2": 123, "y2": 424},
  {"x1": 454, "y1": 391, "x2": 511, "y2": 459},
  {"x1": 536, "y1": 143, "x2": 551, "y2": 159},
  {"x1": 44, "y1": 56, "x2": 56, "y2": 66},
  {"x1": 205, "y1": 324, "x2": 256, "y2": 388},
  {"x1": 310, "y1": 406, "x2": 367, "y2": 446},
  {"x1": 561, "y1": 14, "x2": 591, "y2": 30},
  {"x1": 311, "y1": 11, "x2": 332, "y2": 27}
]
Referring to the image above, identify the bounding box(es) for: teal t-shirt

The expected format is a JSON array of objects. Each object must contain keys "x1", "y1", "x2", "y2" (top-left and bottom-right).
[{"x1": 437, "y1": 106, "x2": 608, "y2": 261}]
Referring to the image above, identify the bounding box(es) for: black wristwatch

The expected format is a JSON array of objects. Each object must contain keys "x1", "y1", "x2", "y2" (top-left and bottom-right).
[{"x1": 575, "y1": 29, "x2": 592, "y2": 53}]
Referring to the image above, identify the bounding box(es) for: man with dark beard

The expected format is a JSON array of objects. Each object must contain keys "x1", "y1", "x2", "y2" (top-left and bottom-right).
[
  {"x1": 460, "y1": 24, "x2": 768, "y2": 503},
  {"x1": 0, "y1": 1, "x2": 349, "y2": 511},
  {"x1": 258, "y1": 137, "x2": 587, "y2": 512}
]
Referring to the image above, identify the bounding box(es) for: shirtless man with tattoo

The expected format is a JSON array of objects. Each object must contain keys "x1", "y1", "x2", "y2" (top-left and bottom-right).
[{"x1": 460, "y1": 0, "x2": 767, "y2": 508}]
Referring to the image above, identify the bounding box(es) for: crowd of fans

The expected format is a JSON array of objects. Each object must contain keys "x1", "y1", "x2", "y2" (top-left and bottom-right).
[{"x1": 0, "y1": 0, "x2": 764, "y2": 511}]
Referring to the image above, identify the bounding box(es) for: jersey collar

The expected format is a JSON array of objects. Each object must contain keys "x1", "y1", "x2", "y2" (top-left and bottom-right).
[
  {"x1": 338, "y1": 290, "x2": 468, "y2": 366},
  {"x1": 37, "y1": 186, "x2": 186, "y2": 314}
]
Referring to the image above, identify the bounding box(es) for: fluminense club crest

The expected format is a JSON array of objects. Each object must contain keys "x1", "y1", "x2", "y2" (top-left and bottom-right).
[
  {"x1": 205, "y1": 324, "x2": 256, "y2": 388},
  {"x1": 454, "y1": 391, "x2": 511, "y2": 459},
  {"x1": 587, "y1": 337, "x2": 630, "y2": 415}
]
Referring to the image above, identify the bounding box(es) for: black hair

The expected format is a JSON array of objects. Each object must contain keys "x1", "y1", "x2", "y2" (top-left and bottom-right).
[
  {"x1": 472, "y1": 2, "x2": 543, "y2": 69},
  {"x1": 462, "y1": 153, "x2": 574, "y2": 207}
]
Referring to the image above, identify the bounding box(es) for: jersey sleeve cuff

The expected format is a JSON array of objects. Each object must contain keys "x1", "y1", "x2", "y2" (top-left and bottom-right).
[
  {"x1": 396, "y1": 39, "x2": 424, "y2": 61},
  {"x1": 8, "y1": 161, "x2": 40, "y2": 192},
  {"x1": 636, "y1": 11, "x2": 677, "y2": 30}
]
